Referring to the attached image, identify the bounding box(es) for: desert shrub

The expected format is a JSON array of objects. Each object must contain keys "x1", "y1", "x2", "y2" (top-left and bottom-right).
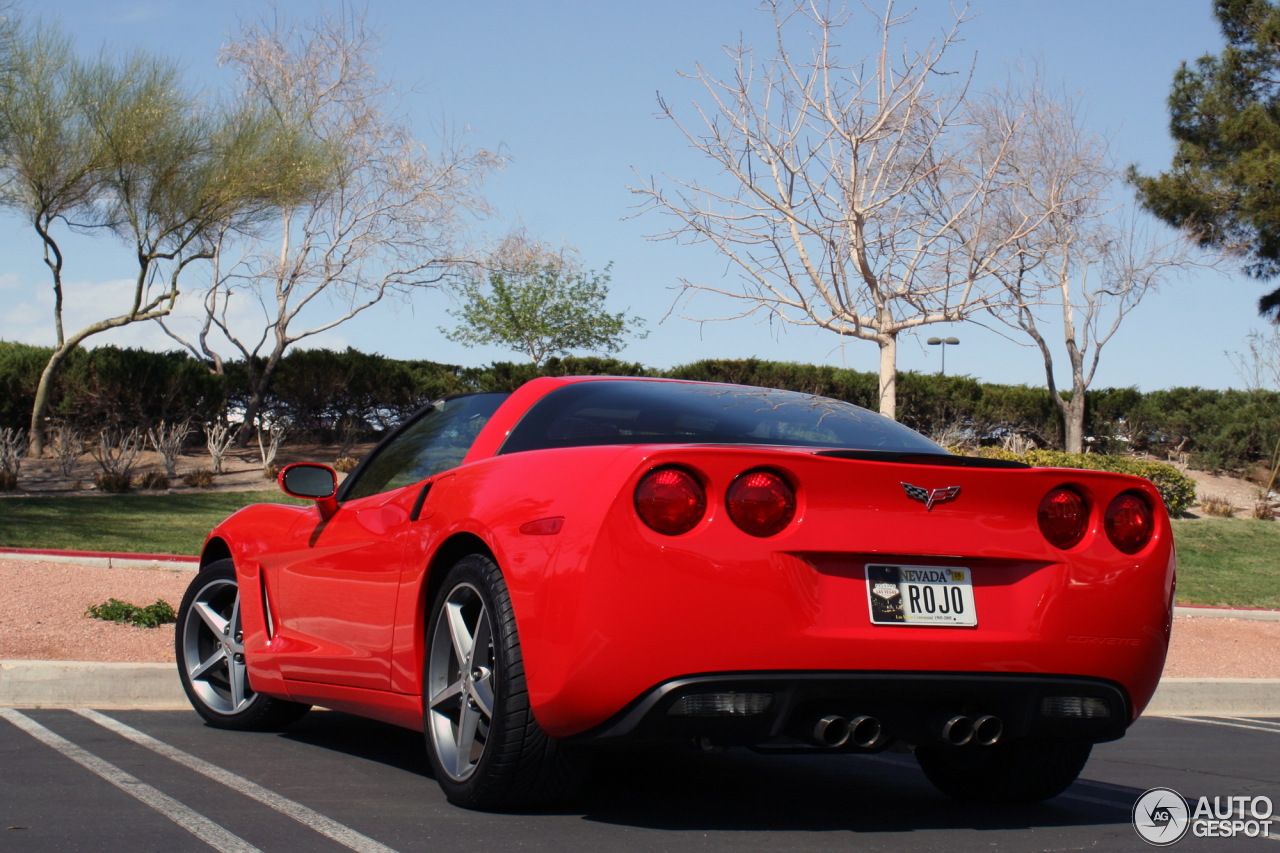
[
  {"x1": 89, "y1": 428, "x2": 144, "y2": 485},
  {"x1": 1199, "y1": 494, "x2": 1236, "y2": 517},
  {"x1": 137, "y1": 471, "x2": 171, "y2": 490},
  {"x1": 93, "y1": 472, "x2": 133, "y2": 494},
  {"x1": 182, "y1": 469, "x2": 215, "y2": 488},
  {"x1": 334, "y1": 456, "x2": 360, "y2": 473},
  {"x1": 263, "y1": 464, "x2": 280, "y2": 481},
  {"x1": 973, "y1": 448, "x2": 1196, "y2": 516},
  {"x1": 0, "y1": 427, "x2": 23, "y2": 489},
  {"x1": 1253, "y1": 500, "x2": 1276, "y2": 521}
]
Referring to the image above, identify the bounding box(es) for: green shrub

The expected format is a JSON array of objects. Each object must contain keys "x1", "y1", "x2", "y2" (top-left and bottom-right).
[
  {"x1": 974, "y1": 448, "x2": 1196, "y2": 515},
  {"x1": 85, "y1": 598, "x2": 177, "y2": 629}
]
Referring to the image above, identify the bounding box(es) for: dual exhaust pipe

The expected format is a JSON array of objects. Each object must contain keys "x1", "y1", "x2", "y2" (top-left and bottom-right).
[
  {"x1": 940, "y1": 714, "x2": 1003, "y2": 746},
  {"x1": 809, "y1": 713, "x2": 1004, "y2": 748},
  {"x1": 812, "y1": 714, "x2": 883, "y2": 749}
]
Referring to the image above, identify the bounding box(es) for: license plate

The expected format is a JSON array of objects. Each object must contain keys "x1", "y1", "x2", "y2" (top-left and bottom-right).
[{"x1": 866, "y1": 564, "x2": 977, "y2": 627}]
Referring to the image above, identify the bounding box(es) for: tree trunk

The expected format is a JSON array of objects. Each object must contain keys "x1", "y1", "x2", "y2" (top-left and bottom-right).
[
  {"x1": 877, "y1": 334, "x2": 898, "y2": 420},
  {"x1": 27, "y1": 346, "x2": 73, "y2": 457},
  {"x1": 1060, "y1": 393, "x2": 1086, "y2": 454},
  {"x1": 236, "y1": 349, "x2": 286, "y2": 447}
]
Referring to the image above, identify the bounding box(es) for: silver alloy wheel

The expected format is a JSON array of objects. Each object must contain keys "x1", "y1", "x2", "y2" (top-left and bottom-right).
[
  {"x1": 180, "y1": 577, "x2": 253, "y2": 716},
  {"x1": 427, "y1": 581, "x2": 496, "y2": 782}
]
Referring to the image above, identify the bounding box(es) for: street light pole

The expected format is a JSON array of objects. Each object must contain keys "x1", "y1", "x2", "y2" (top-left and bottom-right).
[{"x1": 927, "y1": 336, "x2": 960, "y2": 376}]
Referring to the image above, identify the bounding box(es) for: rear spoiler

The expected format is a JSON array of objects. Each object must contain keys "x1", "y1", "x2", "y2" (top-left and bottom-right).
[{"x1": 814, "y1": 450, "x2": 1030, "y2": 469}]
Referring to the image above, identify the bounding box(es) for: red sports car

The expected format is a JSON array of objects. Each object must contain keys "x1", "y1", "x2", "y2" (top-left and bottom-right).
[{"x1": 176, "y1": 376, "x2": 1175, "y2": 810}]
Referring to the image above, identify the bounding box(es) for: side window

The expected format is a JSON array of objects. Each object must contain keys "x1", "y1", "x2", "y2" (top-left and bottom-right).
[{"x1": 343, "y1": 394, "x2": 506, "y2": 501}]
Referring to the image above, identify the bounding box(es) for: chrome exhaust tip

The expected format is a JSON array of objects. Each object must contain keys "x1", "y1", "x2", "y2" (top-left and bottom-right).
[
  {"x1": 973, "y1": 714, "x2": 1003, "y2": 746},
  {"x1": 813, "y1": 715, "x2": 852, "y2": 747},
  {"x1": 848, "y1": 715, "x2": 883, "y2": 749},
  {"x1": 941, "y1": 715, "x2": 975, "y2": 746}
]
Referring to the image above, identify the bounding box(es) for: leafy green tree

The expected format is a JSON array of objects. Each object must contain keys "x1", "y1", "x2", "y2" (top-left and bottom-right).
[
  {"x1": 444, "y1": 260, "x2": 646, "y2": 367},
  {"x1": 0, "y1": 13, "x2": 327, "y2": 453},
  {"x1": 1131, "y1": 0, "x2": 1280, "y2": 315}
]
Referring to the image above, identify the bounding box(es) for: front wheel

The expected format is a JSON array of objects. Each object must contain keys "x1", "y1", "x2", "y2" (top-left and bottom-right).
[
  {"x1": 423, "y1": 553, "x2": 585, "y2": 810},
  {"x1": 915, "y1": 738, "x2": 1092, "y2": 803},
  {"x1": 175, "y1": 559, "x2": 310, "y2": 730}
]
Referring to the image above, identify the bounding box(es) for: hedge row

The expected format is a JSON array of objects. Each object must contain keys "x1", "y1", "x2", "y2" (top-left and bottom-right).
[
  {"x1": 2, "y1": 343, "x2": 1276, "y2": 471},
  {"x1": 975, "y1": 448, "x2": 1197, "y2": 515}
]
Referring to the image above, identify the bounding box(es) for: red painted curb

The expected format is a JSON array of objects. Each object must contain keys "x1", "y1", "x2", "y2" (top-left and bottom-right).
[{"x1": 1177, "y1": 603, "x2": 1280, "y2": 614}]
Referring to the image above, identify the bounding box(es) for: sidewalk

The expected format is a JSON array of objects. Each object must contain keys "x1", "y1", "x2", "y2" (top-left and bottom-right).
[{"x1": 0, "y1": 549, "x2": 1277, "y2": 715}]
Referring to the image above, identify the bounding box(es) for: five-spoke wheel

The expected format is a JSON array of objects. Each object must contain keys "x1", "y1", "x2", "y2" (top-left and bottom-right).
[
  {"x1": 175, "y1": 559, "x2": 309, "y2": 730},
  {"x1": 426, "y1": 579, "x2": 496, "y2": 782},
  {"x1": 423, "y1": 554, "x2": 584, "y2": 809}
]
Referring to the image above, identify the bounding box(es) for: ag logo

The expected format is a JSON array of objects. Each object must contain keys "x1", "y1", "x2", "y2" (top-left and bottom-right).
[
  {"x1": 1133, "y1": 787, "x2": 1190, "y2": 846},
  {"x1": 901, "y1": 482, "x2": 960, "y2": 511}
]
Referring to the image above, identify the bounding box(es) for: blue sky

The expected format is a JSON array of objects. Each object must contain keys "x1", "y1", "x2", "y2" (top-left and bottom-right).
[{"x1": 0, "y1": 0, "x2": 1266, "y2": 391}]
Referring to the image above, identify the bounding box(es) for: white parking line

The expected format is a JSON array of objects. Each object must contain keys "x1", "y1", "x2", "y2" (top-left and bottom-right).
[
  {"x1": 1168, "y1": 715, "x2": 1280, "y2": 735},
  {"x1": 75, "y1": 709, "x2": 400, "y2": 853},
  {"x1": 1231, "y1": 717, "x2": 1280, "y2": 731},
  {"x1": 0, "y1": 708, "x2": 261, "y2": 853}
]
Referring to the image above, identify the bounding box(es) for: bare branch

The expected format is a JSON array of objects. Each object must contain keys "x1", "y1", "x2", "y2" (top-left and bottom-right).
[{"x1": 632, "y1": 1, "x2": 1061, "y2": 417}]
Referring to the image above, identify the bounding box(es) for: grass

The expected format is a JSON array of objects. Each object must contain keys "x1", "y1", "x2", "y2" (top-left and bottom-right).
[
  {"x1": 1171, "y1": 518, "x2": 1280, "y2": 610},
  {"x1": 0, "y1": 491, "x2": 306, "y2": 556},
  {"x1": 0, "y1": 493, "x2": 1275, "y2": 609}
]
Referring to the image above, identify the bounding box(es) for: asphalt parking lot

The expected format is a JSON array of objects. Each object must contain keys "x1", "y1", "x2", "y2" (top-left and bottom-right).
[{"x1": 2, "y1": 708, "x2": 1277, "y2": 852}]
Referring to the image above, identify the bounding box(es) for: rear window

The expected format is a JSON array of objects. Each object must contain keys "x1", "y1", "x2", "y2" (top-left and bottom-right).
[{"x1": 498, "y1": 380, "x2": 945, "y2": 455}]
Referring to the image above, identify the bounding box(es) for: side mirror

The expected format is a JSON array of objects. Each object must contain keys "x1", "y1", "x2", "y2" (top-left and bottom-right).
[{"x1": 279, "y1": 463, "x2": 339, "y2": 519}]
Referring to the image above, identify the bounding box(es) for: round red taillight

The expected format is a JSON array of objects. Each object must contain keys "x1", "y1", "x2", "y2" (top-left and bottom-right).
[
  {"x1": 635, "y1": 467, "x2": 706, "y2": 535},
  {"x1": 1038, "y1": 486, "x2": 1089, "y2": 549},
  {"x1": 727, "y1": 469, "x2": 797, "y2": 537},
  {"x1": 1105, "y1": 491, "x2": 1154, "y2": 554}
]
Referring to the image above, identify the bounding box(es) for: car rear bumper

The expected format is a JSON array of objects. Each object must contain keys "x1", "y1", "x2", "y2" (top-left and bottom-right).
[{"x1": 571, "y1": 671, "x2": 1131, "y2": 749}]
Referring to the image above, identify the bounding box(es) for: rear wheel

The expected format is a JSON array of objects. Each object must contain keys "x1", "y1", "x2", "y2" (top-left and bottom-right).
[
  {"x1": 423, "y1": 553, "x2": 584, "y2": 810},
  {"x1": 915, "y1": 738, "x2": 1092, "y2": 803},
  {"x1": 175, "y1": 559, "x2": 310, "y2": 730}
]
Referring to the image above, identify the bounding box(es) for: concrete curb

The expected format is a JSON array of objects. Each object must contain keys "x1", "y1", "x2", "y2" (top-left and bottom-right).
[
  {"x1": 1174, "y1": 605, "x2": 1280, "y2": 622},
  {"x1": 1144, "y1": 678, "x2": 1280, "y2": 717},
  {"x1": 0, "y1": 547, "x2": 198, "y2": 570},
  {"x1": 0, "y1": 660, "x2": 188, "y2": 709}
]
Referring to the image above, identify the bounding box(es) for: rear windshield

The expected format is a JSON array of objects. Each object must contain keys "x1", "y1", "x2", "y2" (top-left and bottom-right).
[{"x1": 498, "y1": 380, "x2": 946, "y2": 455}]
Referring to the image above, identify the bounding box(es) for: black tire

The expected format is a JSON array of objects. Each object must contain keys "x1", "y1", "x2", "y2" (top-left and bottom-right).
[
  {"x1": 423, "y1": 553, "x2": 586, "y2": 810},
  {"x1": 175, "y1": 559, "x2": 310, "y2": 731},
  {"x1": 915, "y1": 738, "x2": 1092, "y2": 804}
]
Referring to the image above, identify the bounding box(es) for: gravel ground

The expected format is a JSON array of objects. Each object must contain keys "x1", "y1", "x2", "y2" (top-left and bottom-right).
[{"x1": 0, "y1": 557, "x2": 1277, "y2": 677}]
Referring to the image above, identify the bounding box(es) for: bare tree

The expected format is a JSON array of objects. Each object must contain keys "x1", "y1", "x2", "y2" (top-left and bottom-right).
[
  {"x1": 204, "y1": 422, "x2": 238, "y2": 475},
  {"x1": 158, "y1": 8, "x2": 503, "y2": 441},
  {"x1": 983, "y1": 80, "x2": 1204, "y2": 453},
  {"x1": 631, "y1": 1, "x2": 1071, "y2": 419},
  {"x1": 1228, "y1": 327, "x2": 1280, "y2": 506},
  {"x1": 147, "y1": 420, "x2": 191, "y2": 477}
]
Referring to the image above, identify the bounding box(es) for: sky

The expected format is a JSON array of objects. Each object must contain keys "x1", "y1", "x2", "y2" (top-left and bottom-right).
[{"x1": 0, "y1": 0, "x2": 1269, "y2": 392}]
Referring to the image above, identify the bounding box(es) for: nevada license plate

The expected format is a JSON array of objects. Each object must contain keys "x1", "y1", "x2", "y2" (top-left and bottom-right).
[{"x1": 866, "y1": 564, "x2": 977, "y2": 627}]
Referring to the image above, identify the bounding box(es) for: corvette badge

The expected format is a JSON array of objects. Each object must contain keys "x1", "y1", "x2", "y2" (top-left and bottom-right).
[{"x1": 901, "y1": 482, "x2": 961, "y2": 511}]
